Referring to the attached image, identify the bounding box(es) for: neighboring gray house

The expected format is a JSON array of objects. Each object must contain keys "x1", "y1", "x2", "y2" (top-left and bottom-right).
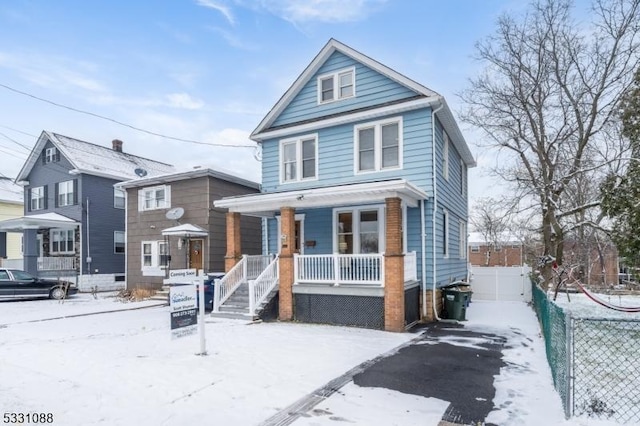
[
  {"x1": 0, "y1": 131, "x2": 174, "y2": 291},
  {"x1": 116, "y1": 167, "x2": 262, "y2": 290}
]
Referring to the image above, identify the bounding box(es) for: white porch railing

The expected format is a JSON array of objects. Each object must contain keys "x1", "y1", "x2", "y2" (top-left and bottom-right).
[
  {"x1": 294, "y1": 252, "x2": 418, "y2": 286},
  {"x1": 404, "y1": 251, "x2": 417, "y2": 282},
  {"x1": 294, "y1": 253, "x2": 384, "y2": 286},
  {"x1": 213, "y1": 255, "x2": 247, "y2": 312},
  {"x1": 246, "y1": 255, "x2": 274, "y2": 280},
  {"x1": 249, "y1": 255, "x2": 279, "y2": 316},
  {"x1": 37, "y1": 257, "x2": 76, "y2": 271}
]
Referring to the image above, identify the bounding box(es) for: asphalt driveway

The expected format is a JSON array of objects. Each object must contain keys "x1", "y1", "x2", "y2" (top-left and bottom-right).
[{"x1": 354, "y1": 322, "x2": 507, "y2": 425}]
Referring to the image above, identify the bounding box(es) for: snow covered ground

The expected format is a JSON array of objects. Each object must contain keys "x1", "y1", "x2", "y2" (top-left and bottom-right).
[{"x1": 0, "y1": 293, "x2": 627, "y2": 425}]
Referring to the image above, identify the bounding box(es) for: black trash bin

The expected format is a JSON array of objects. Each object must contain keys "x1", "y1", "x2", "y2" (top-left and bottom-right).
[{"x1": 442, "y1": 287, "x2": 470, "y2": 321}]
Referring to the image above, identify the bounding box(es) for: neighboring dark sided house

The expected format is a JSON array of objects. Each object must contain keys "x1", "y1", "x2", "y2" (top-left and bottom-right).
[
  {"x1": 0, "y1": 131, "x2": 174, "y2": 291},
  {"x1": 116, "y1": 167, "x2": 262, "y2": 290}
]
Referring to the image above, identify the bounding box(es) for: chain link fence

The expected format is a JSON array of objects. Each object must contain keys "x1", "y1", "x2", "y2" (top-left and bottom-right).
[{"x1": 531, "y1": 279, "x2": 640, "y2": 424}]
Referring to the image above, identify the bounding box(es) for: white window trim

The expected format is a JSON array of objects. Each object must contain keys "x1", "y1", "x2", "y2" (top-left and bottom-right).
[
  {"x1": 57, "y1": 180, "x2": 74, "y2": 207},
  {"x1": 332, "y1": 204, "x2": 386, "y2": 254},
  {"x1": 443, "y1": 210, "x2": 449, "y2": 258},
  {"x1": 443, "y1": 132, "x2": 450, "y2": 181},
  {"x1": 275, "y1": 214, "x2": 305, "y2": 254},
  {"x1": 279, "y1": 134, "x2": 318, "y2": 184},
  {"x1": 45, "y1": 147, "x2": 57, "y2": 163},
  {"x1": 138, "y1": 185, "x2": 171, "y2": 211},
  {"x1": 141, "y1": 240, "x2": 168, "y2": 276},
  {"x1": 51, "y1": 229, "x2": 75, "y2": 255},
  {"x1": 317, "y1": 66, "x2": 356, "y2": 104},
  {"x1": 30, "y1": 186, "x2": 45, "y2": 211},
  {"x1": 459, "y1": 220, "x2": 466, "y2": 259},
  {"x1": 114, "y1": 188, "x2": 126, "y2": 209},
  {"x1": 471, "y1": 245, "x2": 480, "y2": 253},
  {"x1": 114, "y1": 231, "x2": 125, "y2": 254},
  {"x1": 354, "y1": 116, "x2": 403, "y2": 175}
]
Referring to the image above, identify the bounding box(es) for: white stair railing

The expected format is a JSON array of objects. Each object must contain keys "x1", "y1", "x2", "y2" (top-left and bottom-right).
[
  {"x1": 249, "y1": 255, "x2": 279, "y2": 317},
  {"x1": 213, "y1": 255, "x2": 247, "y2": 313},
  {"x1": 246, "y1": 255, "x2": 273, "y2": 280}
]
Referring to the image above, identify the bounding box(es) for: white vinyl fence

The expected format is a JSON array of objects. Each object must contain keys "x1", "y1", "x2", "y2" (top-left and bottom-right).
[{"x1": 470, "y1": 265, "x2": 532, "y2": 302}]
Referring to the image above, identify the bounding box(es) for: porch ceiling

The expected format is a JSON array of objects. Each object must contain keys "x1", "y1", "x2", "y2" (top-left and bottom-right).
[
  {"x1": 214, "y1": 179, "x2": 428, "y2": 216},
  {"x1": 0, "y1": 212, "x2": 79, "y2": 232}
]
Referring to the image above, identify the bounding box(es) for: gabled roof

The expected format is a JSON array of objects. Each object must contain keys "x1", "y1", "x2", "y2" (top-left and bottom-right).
[
  {"x1": 251, "y1": 38, "x2": 475, "y2": 167},
  {"x1": 0, "y1": 177, "x2": 23, "y2": 204},
  {"x1": 16, "y1": 131, "x2": 175, "y2": 182}
]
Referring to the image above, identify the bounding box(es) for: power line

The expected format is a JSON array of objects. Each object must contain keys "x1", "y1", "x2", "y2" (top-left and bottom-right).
[
  {"x1": 0, "y1": 132, "x2": 31, "y2": 152},
  {"x1": 0, "y1": 83, "x2": 257, "y2": 149}
]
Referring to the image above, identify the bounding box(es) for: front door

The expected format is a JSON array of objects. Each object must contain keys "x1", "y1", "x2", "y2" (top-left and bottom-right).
[{"x1": 189, "y1": 239, "x2": 203, "y2": 271}]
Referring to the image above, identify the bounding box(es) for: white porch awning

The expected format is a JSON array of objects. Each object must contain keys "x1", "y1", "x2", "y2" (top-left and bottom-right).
[
  {"x1": 161, "y1": 223, "x2": 209, "y2": 237},
  {"x1": 0, "y1": 212, "x2": 79, "y2": 232},
  {"x1": 213, "y1": 179, "x2": 428, "y2": 216}
]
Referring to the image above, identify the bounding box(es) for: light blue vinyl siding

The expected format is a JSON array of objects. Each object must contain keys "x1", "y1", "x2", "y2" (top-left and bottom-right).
[
  {"x1": 272, "y1": 51, "x2": 418, "y2": 128},
  {"x1": 433, "y1": 118, "x2": 468, "y2": 286},
  {"x1": 262, "y1": 108, "x2": 434, "y2": 194},
  {"x1": 267, "y1": 209, "x2": 334, "y2": 254}
]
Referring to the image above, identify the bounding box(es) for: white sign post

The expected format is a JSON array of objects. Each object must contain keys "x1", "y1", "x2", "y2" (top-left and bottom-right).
[{"x1": 195, "y1": 273, "x2": 207, "y2": 356}]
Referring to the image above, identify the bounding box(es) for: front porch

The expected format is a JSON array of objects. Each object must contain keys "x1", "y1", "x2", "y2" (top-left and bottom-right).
[
  {"x1": 214, "y1": 179, "x2": 428, "y2": 332},
  {"x1": 0, "y1": 213, "x2": 80, "y2": 278}
]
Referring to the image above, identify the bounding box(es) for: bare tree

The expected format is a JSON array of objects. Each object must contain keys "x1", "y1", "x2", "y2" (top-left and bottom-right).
[
  {"x1": 460, "y1": 0, "x2": 640, "y2": 282},
  {"x1": 470, "y1": 197, "x2": 510, "y2": 265}
]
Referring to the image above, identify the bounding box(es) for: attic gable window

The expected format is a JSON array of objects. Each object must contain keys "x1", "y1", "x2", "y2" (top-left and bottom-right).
[
  {"x1": 317, "y1": 67, "x2": 355, "y2": 104},
  {"x1": 44, "y1": 147, "x2": 60, "y2": 163}
]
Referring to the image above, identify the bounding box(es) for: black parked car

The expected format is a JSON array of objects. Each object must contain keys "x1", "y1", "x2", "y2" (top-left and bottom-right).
[{"x1": 0, "y1": 269, "x2": 78, "y2": 300}]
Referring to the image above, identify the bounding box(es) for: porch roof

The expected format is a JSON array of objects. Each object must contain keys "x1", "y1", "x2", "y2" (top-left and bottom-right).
[
  {"x1": 0, "y1": 212, "x2": 79, "y2": 232},
  {"x1": 214, "y1": 179, "x2": 428, "y2": 216},
  {"x1": 161, "y1": 223, "x2": 209, "y2": 237}
]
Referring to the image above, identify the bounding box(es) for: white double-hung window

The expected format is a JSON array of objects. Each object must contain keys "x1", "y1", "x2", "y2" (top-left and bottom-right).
[
  {"x1": 57, "y1": 180, "x2": 75, "y2": 207},
  {"x1": 141, "y1": 241, "x2": 168, "y2": 275},
  {"x1": 280, "y1": 134, "x2": 317, "y2": 183},
  {"x1": 317, "y1": 67, "x2": 355, "y2": 104},
  {"x1": 355, "y1": 117, "x2": 402, "y2": 173},
  {"x1": 138, "y1": 185, "x2": 170, "y2": 211}
]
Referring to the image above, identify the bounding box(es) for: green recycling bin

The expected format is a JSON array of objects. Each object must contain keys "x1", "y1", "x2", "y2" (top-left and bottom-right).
[{"x1": 442, "y1": 288, "x2": 469, "y2": 321}]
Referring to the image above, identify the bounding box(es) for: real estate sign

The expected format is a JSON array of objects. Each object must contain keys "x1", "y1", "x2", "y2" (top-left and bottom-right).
[{"x1": 169, "y1": 284, "x2": 197, "y2": 339}]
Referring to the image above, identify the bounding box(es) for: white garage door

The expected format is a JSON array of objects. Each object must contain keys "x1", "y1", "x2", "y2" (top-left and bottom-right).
[{"x1": 469, "y1": 266, "x2": 532, "y2": 302}]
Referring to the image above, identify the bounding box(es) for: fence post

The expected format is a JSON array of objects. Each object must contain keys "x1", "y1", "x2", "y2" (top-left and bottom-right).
[{"x1": 334, "y1": 253, "x2": 340, "y2": 286}]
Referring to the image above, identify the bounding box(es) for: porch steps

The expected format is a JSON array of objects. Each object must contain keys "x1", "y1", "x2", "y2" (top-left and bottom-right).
[
  {"x1": 150, "y1": 286, "x2": 169, "y2": 304},
  {"x1": 210, "y1": 281, "x2": 276, "y2": 321}
]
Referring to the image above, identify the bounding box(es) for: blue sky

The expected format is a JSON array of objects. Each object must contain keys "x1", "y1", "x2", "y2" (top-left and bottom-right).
[{"x1": 0, "y1": 0, "x2": 533, "y2": 200}]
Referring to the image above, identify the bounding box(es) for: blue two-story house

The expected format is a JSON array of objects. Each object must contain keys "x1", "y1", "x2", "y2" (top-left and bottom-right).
[
  {"x1": 214, "y1": 39, "x2": 475, "y2": 331},
  {"x1": 0, "y1": 131, "x2": 174, "y2": 291}
]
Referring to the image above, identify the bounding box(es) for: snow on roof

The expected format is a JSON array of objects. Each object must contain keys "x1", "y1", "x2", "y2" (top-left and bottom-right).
[
  {"x1": 16, "y1": 131, "x2": 176, "y2": 182},
  {"x1": 50, "y1": 132, "x2": 175, "y2": 180},
  {"x1": 0, "y1": 177, "x2": 23, "y2": 204}
]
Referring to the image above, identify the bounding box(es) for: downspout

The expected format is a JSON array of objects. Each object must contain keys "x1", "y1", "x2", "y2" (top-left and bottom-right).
[
  {"x1": 421, "y1": 199, "x2": 427, "y2": 317},
  {"x1": 431, "y1": 101, "x2": 444, "y2": 321},
  {"x1": 86, "y1": 197, "x2": 91, "y2": 275}
]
